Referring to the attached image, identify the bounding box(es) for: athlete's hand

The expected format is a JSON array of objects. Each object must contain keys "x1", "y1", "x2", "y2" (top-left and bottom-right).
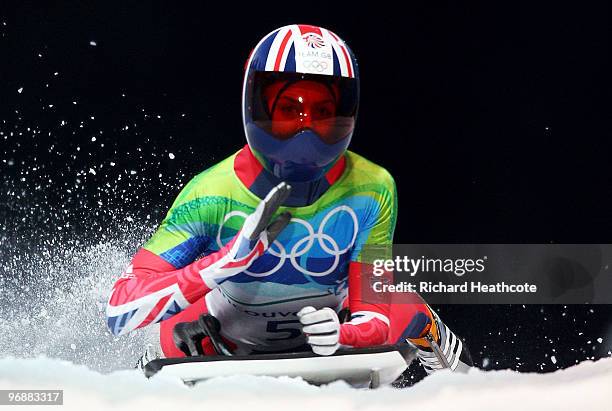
[
  {"x1": 241, "y1": 182, "x2": 292, "y2": 245},
  {"x1": 199, "y1": 182, "x2": 292, "y2": 287},
  {"x1": 297, "y1": 306, "x2": 340, "y2": 356}
]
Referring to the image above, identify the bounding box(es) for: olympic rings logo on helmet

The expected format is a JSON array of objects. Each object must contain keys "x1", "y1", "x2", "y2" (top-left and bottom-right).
[
  {"x1": 216, "y1": 206, "x2": 359, "y2": 278},
  {"x1": 302, "y1": 60, "x2": 329, "y2": 72}
]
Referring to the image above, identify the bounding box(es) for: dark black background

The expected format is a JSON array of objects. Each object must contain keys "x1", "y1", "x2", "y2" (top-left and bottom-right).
[{"x1": 1, "y1": 1, "x2": 611, "y2": 378}]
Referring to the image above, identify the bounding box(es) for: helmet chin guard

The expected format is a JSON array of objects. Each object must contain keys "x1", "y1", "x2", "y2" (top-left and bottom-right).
[
  {"x1": 242, "y1": 24, "x2": 359, "y2": 182},
  {"x1": 246, "y1": 124, "x2": 352, "y2": 182}
]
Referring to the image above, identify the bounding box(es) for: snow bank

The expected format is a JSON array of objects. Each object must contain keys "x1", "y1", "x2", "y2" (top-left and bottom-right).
[{"x1": 0, "y1": 356, "x2": 610, "y2": 411}]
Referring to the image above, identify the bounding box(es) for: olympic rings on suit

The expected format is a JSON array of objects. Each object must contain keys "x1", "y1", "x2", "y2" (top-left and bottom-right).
[{"x1": 216, "y1": 206, "x2": 359, "y2": 277}]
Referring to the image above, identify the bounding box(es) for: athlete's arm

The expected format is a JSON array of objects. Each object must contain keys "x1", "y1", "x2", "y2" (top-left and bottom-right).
[
  {"x1": 106, "y1": 182, "x2": 291, "y2": 336},
  {"x1": 336, "y1": 182, "x2": 438, "y2": 349},
  {"x1": 338, "y1": 172, "x2": 398, "y2": 348}
]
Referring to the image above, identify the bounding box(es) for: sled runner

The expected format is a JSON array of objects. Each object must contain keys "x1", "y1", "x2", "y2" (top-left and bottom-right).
[{"x1": 144, "y1": 314, "x2": 416, "y2": 388}]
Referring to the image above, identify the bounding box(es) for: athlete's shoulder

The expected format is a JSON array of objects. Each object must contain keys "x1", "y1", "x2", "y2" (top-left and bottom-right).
[
  {"x1": 171, "y1": 150, "x2": 240, "y2": 206},
  {"x1": 342, "y1": 151, "x2": 396, "y2": 192}
]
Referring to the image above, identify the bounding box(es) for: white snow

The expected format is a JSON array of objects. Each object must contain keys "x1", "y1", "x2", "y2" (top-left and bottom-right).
[
  {"x1": 0, "y1": 236, "x2": 609, "y2": 410},
  {"x1": 0, "y1": 357, "x2": 611, "y2": 411}
]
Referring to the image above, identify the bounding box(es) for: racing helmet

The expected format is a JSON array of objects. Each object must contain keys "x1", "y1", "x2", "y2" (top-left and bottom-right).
[{"x1": 242, "y1": 24, "x2": 359, "y2": 182}]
